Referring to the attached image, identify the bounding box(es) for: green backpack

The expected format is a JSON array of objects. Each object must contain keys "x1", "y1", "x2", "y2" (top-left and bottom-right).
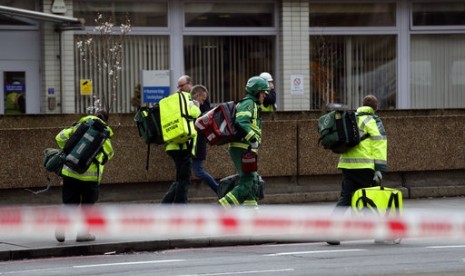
[
  {"x1": 134, "y1": 105, "x2": 164, "y2": 145},
  {"x1": 43, "y1": 148, "x2": 65, "y2": 175},
  {"x1": 317, "y1": 110, "x2": 368, "y2": 154},
  {"x1": 62, "y1": 119, "x2": 109, "y2": 173}
]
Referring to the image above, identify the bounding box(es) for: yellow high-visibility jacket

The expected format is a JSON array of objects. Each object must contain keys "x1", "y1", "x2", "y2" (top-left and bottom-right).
[
  {"x1": 337, "y1": 106, "x2": 387, "y2": 172},
  {"x1": 56, "y1": 115, "x2": 114, "y2": 183}
]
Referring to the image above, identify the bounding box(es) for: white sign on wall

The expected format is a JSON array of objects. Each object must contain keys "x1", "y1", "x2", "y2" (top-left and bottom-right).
[
  {"x1": 141, "y1": 70, "x2": 170, "y2": 104},
  {"x1": 290, "y1": 75, "x2": 304, "y2": 95},
  {"x1": 51, "y1": 0, "x2": 67, "y2": 14}
]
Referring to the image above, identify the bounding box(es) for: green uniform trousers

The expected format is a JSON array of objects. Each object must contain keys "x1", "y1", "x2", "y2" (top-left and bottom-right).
[{"x1": 218, "y1": 147, "x2": 258, "y2": 208}]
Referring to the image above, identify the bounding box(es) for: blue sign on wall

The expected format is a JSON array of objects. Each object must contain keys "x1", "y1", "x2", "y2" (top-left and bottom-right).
[
  {"x1": 5, "y1": 83, "x2": 25, "y2": 93},
  {"x1": 143, "y1": 86, "x2": 170, "y2": 103}
]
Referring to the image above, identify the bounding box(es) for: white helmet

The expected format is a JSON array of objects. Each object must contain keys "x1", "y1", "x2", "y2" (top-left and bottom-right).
[{"x1": 259, "y1": 72, "x2": 273, "y2": 82}]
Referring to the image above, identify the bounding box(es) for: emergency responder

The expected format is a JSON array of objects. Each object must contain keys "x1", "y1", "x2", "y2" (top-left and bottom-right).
[
  {"x1": 259, "y1": 72, "x2": 277, "y2": 112},
  {"x1": 55, "y1": 109, "x2": 114, "y2": 242},
  {"x1": 327, "y1": 95, "x2": 387, "y2": 245},
  {"x1": 218, "y1": 76, "x2": 270, "y2": 208},
  {"x1": 161, "y1": 75, "x2": 201, "y2": 203}
]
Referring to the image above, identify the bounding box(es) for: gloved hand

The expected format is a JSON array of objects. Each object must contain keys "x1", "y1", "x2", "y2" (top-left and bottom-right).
[
  {"x1": 250, "y1": 141, "x2": 260, "y2": 149},
  {"x1": 190, "y1": 100, "x2": 199, "y2": 107},
  {"x1": 373, "y1": 171, "x2": 383, "y2": 184}
]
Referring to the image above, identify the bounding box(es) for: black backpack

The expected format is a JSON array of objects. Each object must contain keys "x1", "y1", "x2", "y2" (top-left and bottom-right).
[
  {"x1": 134, "y1": 105, "x2": 164, "y2": 170},
  {"x1": 63, "y1": 118, "x2": 109, "y2": 173},
  {"x1": 134, "y1": 105, "x2": 164, "y2": 145},
  {"x1": 317, "y1": 110, "x2": 368, "y2": 154}
]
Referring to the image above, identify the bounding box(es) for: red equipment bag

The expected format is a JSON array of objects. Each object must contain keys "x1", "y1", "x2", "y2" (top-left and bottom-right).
[
  {"x1": 195, "y1": 101, "x2": 240, "y2": 145},
  {"x1": 241, "y1": 150, "x2": 258, "y2": 172}
]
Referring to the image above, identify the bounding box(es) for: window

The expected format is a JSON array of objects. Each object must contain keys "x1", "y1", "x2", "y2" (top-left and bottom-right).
[
  {"x1": 74, "y1": 0, "x2": 168, "y2": 27},
  {"x1": 75, "y1": 35, "x2": 170, "y2": 113},
  {"x1": 310, "y1": 35, "x2": 396, "y2": 110},
  {"x1": 411, "y1": 35, "x2": 465, "y2": 108},
  {"x1": 309, "y1": 3, "x2": 396, "y2": 27},
  {"x1": 412, "y1": 2, "x2": 465, "y2": 26},
  {"x1": 184, "y1": 36, "x2": 274, "y2": 103},
  {"x1": 185, "y1": 2, "x2": 274, "y2": 27}
]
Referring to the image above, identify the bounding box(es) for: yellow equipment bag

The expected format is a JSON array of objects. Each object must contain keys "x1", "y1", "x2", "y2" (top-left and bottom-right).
[
  {"x1": 159, "y1": 92, "x2": 196, "y2": 144},
  {"x1": 351, "y1": 186, "x2": 403, "y2": 217}
]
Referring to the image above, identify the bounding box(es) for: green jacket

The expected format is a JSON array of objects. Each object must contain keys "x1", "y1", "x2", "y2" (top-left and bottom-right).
[
  {"x1": 230, "y1": 95, "x2": 262, "y2": 151},
  {"x1": 337, "y1": 106, "x2": 387, "y2": 172},
  {"x1": 56, "y1": 115, "x2": 114, "y2": 183}
]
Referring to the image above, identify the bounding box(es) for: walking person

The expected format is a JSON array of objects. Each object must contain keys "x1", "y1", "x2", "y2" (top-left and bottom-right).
[
  {"x1": 259, "y1": 72, "x2": 277, "y2": 112},
  {"x1": 54, "y1": 109, "x2": 114, "y2": 242},
  {"x1": 218, "y1": 76, "x2": 270, "y2": 208},
  {"x1": 327, "y1": 95, "x2": 387, "y2": 245},
  {"x1": 161, "y1": 75, "x2": 201, "y2": 203},
  {"x1": 190, "y1": 84, "x2": 219, "y2": 194}
]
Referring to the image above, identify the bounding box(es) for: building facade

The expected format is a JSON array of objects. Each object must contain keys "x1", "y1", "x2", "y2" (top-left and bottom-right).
[{"x1": 1, "y1": 0, "x2": 465, "y2": 114}]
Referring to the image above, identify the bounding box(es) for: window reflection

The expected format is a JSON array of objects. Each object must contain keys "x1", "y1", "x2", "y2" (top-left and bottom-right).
[
  {"x1": 185, "y1": 3, "x2": 274, "y2": 27},
  {"x1": 184, "y1": 36, "x2": 274, "y2": 103},
  {"x1": 309, "y1": 3, "x2": 396, "y2": 27},
  {"x1": 74, "y1": 0, "x2": 168, "y2": 27},
  {"x1": 310, "y1": 36, "x2": 396, "y2": 110},
  {"x1": 412, "y1": 3, "x2": 465, "y2": 26}
]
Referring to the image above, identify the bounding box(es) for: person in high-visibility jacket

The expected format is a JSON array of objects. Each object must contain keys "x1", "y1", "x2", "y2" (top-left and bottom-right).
[
  {"x1": 161, "y1": 75, "x2": 201, "y2": 204},
  {"x1": 327, "y1": 95, "x2": 387, "y2": 246},
  {"x1": 259, "y1": 72, "x2": 277, "y2": 112},
  {"x1": 54, "y1": 109, "x2": 114, "y2": 243},
  {"x1": 218, "y1": 76, "x2": 270, "y2": 208}
]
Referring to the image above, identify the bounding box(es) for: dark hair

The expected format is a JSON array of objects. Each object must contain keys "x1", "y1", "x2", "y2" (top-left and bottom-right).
[
  {"x1": 362, "y1": 95, "x2": 378, "y2": 111},
  {"x1": 96, "y1": 109, "x2": 109, "y2": 122}
]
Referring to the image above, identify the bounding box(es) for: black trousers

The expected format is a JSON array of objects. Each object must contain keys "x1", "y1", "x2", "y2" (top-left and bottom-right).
[
  {"x1": 336, "y1": 169, "x2": 375, "y2": 207},
  {"x1": 161, "y1": 149, "x2": 192, "y2": 204},
  {"x1": 62, "y1": 176, "x2": 99, "y2": 205}
]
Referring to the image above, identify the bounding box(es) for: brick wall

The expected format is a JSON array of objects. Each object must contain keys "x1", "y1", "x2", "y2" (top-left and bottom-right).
[{"x1": 1, "y1": 110, "x2": 465, "y2": 197}]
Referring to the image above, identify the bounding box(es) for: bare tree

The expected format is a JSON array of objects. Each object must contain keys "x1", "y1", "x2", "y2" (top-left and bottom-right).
[
  {"x1": 76, "y1": 13, "x2": 131, "y2": 113},
  {"x1": 310, "y1": 35, "x2": 338, "y2": 112}
]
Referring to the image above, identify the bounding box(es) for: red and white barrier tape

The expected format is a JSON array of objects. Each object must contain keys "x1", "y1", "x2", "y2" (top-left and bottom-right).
[{"x1": 0, "y1": 205, "x2": 464, "y2": 240}]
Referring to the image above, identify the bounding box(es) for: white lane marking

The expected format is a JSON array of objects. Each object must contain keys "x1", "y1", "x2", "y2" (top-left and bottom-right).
[
  {"x1": 73, "y1": 259, "x2": 184, "y2": 268},
  {"x1": 264, "y1": 249, "x2": 367, "y2": 256},
  {"x1": 178, "y1": 268, "x2": 295, "y2": 275},
  {"x1": 427, "y1": 245, "x2": 465, "y2": 249},
  {"x1": 1, "y1": 268, "x2": 64, "y2": 275}
]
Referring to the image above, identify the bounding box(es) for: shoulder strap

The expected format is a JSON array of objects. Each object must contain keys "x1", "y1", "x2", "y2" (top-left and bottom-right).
[
  {"x1": 145, "y1": 143, "x2": 151, "y2": 170},
  {"x1": 354, "y1": 189, "x2": 381, "y2": 216},
  {"x1": 386, "y1": 192, "x2": 401, "y2": 217}
]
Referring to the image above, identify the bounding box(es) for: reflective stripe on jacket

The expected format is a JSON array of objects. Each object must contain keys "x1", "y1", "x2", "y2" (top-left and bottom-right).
[
  {"x1": 55, "y1": 115, "x2": 114, "y2": 183},
  {"x1": 337, "y1": 106, "x2": 387, "y2": 172},
  {"x1": 229, "y1": 96, "x2": 261, "y2": 151}
]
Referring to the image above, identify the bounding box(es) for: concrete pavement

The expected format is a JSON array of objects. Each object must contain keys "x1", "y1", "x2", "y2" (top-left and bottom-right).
[{"x1": 0, "y1": 197, "x2": 464, "y2": 261}]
